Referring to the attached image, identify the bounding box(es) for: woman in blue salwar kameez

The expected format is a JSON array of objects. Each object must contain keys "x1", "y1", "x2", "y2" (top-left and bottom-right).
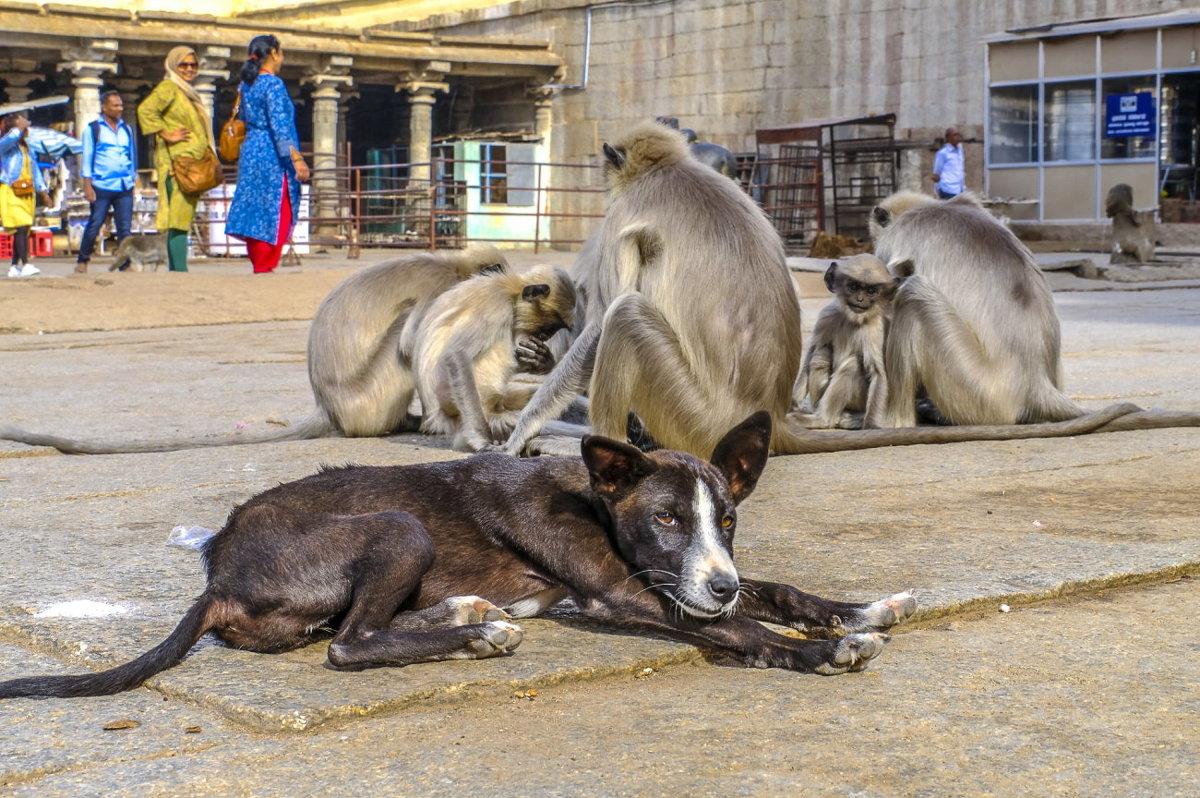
[{"x1": 225, "y1": 34, "x2": 310, "y2": 273}]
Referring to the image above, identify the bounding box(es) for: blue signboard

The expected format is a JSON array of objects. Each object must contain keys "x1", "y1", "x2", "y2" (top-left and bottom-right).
[{"x1": 1105, "y1": 93, "x2": 1155, "y2": 137}]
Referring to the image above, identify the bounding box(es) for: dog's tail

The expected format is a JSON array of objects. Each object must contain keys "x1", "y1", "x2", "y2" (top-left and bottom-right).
[
  {"x1": 0, "y1": 410, "x2": 335, "y2": 455},
  {"x1": 0, "y1": 597, "x2": 217, "y2": 699}
]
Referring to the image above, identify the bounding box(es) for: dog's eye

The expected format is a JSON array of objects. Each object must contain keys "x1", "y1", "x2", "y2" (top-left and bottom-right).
[
  {"x1": 721, "y1": 515, "x2": 734, "y2": 529},
  {"x1": 654, "y1": 512, "x2": 676, "y2": 526}
]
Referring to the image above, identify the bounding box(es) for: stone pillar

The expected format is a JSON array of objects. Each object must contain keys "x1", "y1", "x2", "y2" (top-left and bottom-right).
[
  {"x1": 59, "y1": 41, "x2": 119, "y2": 136},
  {"x1": 306, "y1": 76, "x2": 353, "y2": 236},
  {"x1": 0, "y1": 78, "x2": 34, "y2": 105},
  {"x1": 398, "y1": 65, "x2": 449, "y2": 188},
  {"x1": 58, "y1": 61, "x2": 117, "y2": 137},
  {"x1": 195, "y1": 47, "x2": 231, "y2": 128}
]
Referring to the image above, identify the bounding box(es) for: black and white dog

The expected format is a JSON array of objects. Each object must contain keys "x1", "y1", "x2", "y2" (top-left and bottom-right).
[{"x1": 0, "y1": 412, "x2": 914, "y2": 699}]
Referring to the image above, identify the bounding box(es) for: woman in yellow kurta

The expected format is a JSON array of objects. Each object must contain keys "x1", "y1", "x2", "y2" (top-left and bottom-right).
[{"x1": 137, "y1": 46, "x2": 214, "y2": 272}]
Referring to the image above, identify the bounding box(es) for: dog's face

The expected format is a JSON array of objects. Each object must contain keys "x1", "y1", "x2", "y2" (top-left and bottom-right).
[{"x1": 582, "y1": 412, "x2": 772, "y2": 619}]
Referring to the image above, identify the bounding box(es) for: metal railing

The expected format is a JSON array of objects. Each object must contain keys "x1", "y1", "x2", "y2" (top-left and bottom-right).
[{"x1": 59, "y1": 147, "x2": 832, "y2": 258}]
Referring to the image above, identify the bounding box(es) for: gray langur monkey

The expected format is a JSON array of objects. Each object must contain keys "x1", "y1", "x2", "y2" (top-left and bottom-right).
[
  {"x1": 794, "y1": 255, "x2": 896, "y2": 429},
  {"x1": 0, "y1": 247, "x2": 509, "y2": 454},
  {"x1": 410, "y1": 264, "x2": 577, "y2": 452},
  {"x1": 492, "y1": 129, "x2": 1199, "y2": 457},
  {"x1": 108, "y1": 233, "x2": 167, "y2": 272},
  {"x1": 872, "y1": 192, "x2": 1084, "y2": 426},
  {"x1": 495, "y1": 121, "x2": 806, "y2": 458},
  {"x1": 1105, "y1": 183, "x2": 1156, "y2": 264},
  {"x1": 855, "y1": 191, "x2": 1200, "y2": 441}
]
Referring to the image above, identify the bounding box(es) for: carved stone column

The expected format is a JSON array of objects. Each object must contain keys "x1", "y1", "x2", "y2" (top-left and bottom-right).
[
  {"x1": 59, "y1": 45, "x2": 119, "y2": 136},
  {"x1": 194, "y1": 47, "x2": 231, "y2": 126},
  {"x1": 303, "y1": 58, "x2": 353, "y2": 238},
  {"x1": 0, "y1": 77, "x2": 35, "y2": 105},
  {"x1": 398, "y1": 64, "x2": 449, "y2": 188}
]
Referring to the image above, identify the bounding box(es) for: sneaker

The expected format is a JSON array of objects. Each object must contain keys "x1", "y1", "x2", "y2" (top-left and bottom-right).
[
  {"x1": 6, "y1": 265, "x2": 19, "y2": 278},
  {"x1": 20, "y1": 264, "x2": 39, "y2": 277}
]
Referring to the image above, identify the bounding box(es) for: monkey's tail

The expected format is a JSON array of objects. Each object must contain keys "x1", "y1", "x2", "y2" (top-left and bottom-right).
[
  {"x1": 0, "y1": 597, "x2": 216, "y2": 698},
  {"x1": 0, "y1": 411, "x2": 335, "y2": 455},
  {"x1": 771, "y1": 402, "x2": 1167, "y2": 454}
]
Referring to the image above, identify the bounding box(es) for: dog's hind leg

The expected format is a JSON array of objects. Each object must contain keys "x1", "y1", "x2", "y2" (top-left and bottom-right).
[{"x1": 322, "y1": 511, "x2": 524, "y2": 671}]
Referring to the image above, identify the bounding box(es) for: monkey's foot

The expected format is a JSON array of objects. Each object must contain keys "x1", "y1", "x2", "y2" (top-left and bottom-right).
[
  {"x1": 459, "y1": 621, "x2": 524, "y2": 659},
  {"x1": 844, "y1": 591, "x2": 917, "y2": 632},
  {"x1": 813, "y1": 632, "x2": 890, "y2": 675}
]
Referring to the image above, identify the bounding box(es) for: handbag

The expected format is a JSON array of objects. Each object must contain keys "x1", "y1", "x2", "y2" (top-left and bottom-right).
[
  {"x1": 218, "y1": 90, "x2": 246, "y2": 163},
  {"x1": 167, "y1": 140, "x2": 224, "y2": 195},
  {"x1": 11, "y1": 177, "x2": 34, "y2": 197}
]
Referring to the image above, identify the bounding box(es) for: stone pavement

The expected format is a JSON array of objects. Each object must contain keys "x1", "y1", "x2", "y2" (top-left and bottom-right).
[{"x1": 0, "y1": 257, "x2": 1197, "y2": 795}]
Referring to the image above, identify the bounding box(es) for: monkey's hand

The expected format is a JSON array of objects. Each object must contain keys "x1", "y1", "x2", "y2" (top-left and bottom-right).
[{"x1": 515, "y1": 336, "x2": 556, "y2": 375}]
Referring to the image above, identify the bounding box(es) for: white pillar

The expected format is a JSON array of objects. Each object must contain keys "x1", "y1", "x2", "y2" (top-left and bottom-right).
[
  {"x1": 307, "y1": 76, "x2": 352, "y2": 234},
  {"x1": 58, "y1": 61, "x2": 116, "y2": 138}
]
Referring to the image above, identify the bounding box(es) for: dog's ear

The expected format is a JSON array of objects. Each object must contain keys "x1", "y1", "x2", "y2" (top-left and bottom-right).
[
  {"x1": 709, "y1": 411, "x2": 772, "y2": 504},
  {"x1": 581, "y1": 435, "x2": 657, "y2": 496}
]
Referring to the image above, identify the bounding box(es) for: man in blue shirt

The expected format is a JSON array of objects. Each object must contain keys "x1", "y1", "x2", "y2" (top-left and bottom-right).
[
  {"x1": 931, "y1": 126, "x2": 964, "y2": 199},
  {"x1": 76, "y1": 91, "x2": 136, "y2": 273}
]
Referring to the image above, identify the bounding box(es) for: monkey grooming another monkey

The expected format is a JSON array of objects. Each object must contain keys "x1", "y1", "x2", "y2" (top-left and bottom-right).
[
  {"x1": 794, "y1": 255, "x2": 896, "y2": 429},
  {"x1": 410, "y1": 264, "x2": 577, "y2": 451},
  {"x1": 108, "y1": 233, "x2": 167, "y2": 272},
  {"x1": 0, "y1": 247, "x2": 509, "y2": 454}
]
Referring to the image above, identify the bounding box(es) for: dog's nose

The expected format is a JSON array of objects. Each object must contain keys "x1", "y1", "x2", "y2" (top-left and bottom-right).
[{"x1": 706, "y1": 573, "x2": 738, "y2": 604}]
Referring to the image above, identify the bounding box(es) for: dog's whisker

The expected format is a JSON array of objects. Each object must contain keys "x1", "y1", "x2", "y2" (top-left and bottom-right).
[{"x1": 632, "y1": 582, "x2": 676, "y2": 599}]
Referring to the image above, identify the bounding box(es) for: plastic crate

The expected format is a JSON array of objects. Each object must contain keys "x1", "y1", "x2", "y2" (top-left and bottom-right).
[
  {"x1": 31, "y1": 229, "x2": 52, "y2": 258},
  {"x1": 0, "y1": 233, "x2": 10, "y2": 259}
]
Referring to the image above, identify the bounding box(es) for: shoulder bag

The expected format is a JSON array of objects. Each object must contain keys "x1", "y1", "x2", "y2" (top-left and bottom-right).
[
  {"x1": 166, "y1": 137, "x2": 224, "y2": 196},
  {"x1": 218, "y1": 90, "x2": 246, "y2": 163}
]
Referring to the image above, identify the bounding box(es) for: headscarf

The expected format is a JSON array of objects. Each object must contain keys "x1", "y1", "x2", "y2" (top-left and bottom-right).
[{"x1": 163, "y1": 45, "x2": 214, "y2": 151}]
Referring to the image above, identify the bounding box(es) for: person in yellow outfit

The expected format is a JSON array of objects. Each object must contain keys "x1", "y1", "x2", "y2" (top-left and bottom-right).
[
  {"x1": 137, "y1": 46, "x2": 215, "y2": 272},
  {"x1": 0, "y1": 111, "x2": 52, "y2": 278}
]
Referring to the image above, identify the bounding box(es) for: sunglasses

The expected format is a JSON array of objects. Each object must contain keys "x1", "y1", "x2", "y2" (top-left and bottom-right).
[{"x1": 178, "y1": 61, "x2": 199, "y2": 69}]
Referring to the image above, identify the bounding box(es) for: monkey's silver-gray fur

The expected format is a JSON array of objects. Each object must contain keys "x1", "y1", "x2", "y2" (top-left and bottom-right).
[
  {"x1": 872, "y1": 193, "x2": 1082, "y2": 426},
  {"x1": 411, "y1": 263, "x2": 576, "y2": 451},
  {"x1": 495, "y1": 135, "x2": 1200, "y2": 456},
  {"x1": 496, "y1": 122, "x2": 805, "y2": 458},
  {"x1": 794, "y1": 255, "x2": 896, "y2": 430},
  {"x1": 0, "y1": 247, "x2": 508, "y2": 454},
  {"x1": 108, "y1": 234, "x2": 167, "y2": 272}
]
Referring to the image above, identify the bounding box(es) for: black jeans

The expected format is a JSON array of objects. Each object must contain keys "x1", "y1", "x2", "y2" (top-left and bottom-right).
[{"x1": 78, "y1": 187, "x2": 134, "y2": 263}]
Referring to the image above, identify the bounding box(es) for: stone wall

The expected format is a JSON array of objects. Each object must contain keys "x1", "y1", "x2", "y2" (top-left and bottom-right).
[{"x1": 407, "y1": 0, "x2": 1186, "y2": 243}]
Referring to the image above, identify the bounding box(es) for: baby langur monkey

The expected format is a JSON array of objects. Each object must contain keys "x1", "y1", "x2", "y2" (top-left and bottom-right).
[
  {"x1": 794, "y1": 254, "x2": 898, "y2": 429},
  {"x1": 411, "y1": 264, "x2": 577, "y2": 451}
]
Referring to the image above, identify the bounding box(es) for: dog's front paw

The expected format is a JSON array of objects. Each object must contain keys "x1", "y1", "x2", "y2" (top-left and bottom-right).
[
  {"x1": 844, "y1": 591, "x2": 917, "y2": 632},
  {"x1": 813, "y1": 632, "x2": 890, "y2": 675},
  {"x1": 463, "y1": 621, "x2": 524, "y2": 658}
]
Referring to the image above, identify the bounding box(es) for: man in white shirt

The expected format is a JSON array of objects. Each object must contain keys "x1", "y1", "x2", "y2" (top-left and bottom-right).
[
  {"x1": 931, "y1": 126, "x2": 964, "y2": 199},
  {"x1": 76, "y1": 91, "x2": 136, "y2": 273}
]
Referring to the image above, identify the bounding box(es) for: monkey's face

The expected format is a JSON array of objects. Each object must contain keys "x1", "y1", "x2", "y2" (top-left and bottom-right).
[{"x1": 842, "y1": 279, "x2": 886, "y2": 315}]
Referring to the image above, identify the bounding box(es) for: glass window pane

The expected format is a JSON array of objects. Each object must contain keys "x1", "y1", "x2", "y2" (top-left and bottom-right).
[
  {"x1": 1046, "y1": 80, "x2": 1095, "y2": 162},
  {"x1": 989, "y1": 85, "x2": 1039, "y2": 164},
  {"x1": 1101, "y1": 77, "x2": 1156, "y2": 159}
]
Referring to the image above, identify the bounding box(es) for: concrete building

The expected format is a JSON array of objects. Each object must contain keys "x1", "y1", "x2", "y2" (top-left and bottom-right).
[{"x1": 5, "y1": 0, "x2": 1197, "y2": 246}]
